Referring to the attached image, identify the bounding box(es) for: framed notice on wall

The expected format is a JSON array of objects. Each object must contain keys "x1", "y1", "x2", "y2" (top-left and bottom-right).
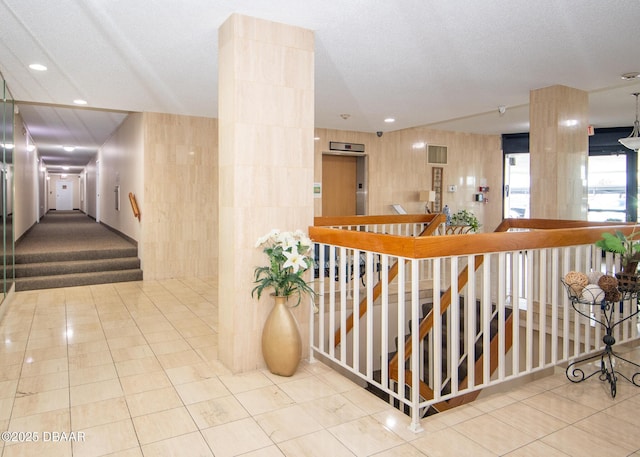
[{"x1": 432, "y1": 167, "x2": 443, "y2": 212}]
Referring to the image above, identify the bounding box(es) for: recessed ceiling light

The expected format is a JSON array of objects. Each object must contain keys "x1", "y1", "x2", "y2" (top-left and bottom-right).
[
  {"x1": 314, "y1": 137, "x2": 320, "y2": 141},
  {"x1": 62, "y1": 166, "x2": 70, "y2": 170},
  {"x1": 62, "y1": 146, "x2": 75, "y2": 152},
  {"x1": 384, "y1": 117, "x2": 395, "y2": 123},
  {"x1": 621, "y1": 72, "x2": 640, "y2": 80},
  {"x1": 28, "y1": 63, "x2": 47, "y2": 71},
  {"x1": 73, "y1": 99, "x2": 88, "y2": 105}
]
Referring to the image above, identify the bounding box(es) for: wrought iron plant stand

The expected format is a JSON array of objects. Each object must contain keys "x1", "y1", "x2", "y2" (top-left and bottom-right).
[{"x1": 563, "y1": 278, "x2": 640, "y2": 398}]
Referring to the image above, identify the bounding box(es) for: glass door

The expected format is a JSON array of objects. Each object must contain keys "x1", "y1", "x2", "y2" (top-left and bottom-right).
[
  {"x1": 504, "y1": 153, "x2": 530, "y2": 219},
  {"x1": 587, "y1": 155, "x2": 626, "y2": 222},
  {"x1": 1, "y1": 78, "x2": 14, "y2": 299}
]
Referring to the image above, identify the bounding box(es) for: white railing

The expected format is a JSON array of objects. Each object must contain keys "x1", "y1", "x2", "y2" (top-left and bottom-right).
[{"x1": 308, "y1": 221, "x2": 640, "y2": 432}]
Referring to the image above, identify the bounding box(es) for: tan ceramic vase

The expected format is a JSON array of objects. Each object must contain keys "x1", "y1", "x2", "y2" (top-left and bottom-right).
[{"x1": 261, "y1": 295, "x2": 302, "y2": 376}]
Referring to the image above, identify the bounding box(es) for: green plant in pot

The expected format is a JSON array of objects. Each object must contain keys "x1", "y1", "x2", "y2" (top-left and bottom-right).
[
  {"x1": 595, "y1": 230, "x2": 640, "y2": 276},
  {"x1": 449, "y1": 209, "x2": 481, "y2": 233}
]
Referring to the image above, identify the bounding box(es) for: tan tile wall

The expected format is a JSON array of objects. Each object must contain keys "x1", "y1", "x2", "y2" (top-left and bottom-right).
[
  {"x1": 314, "y1": 127, "x2": 503, "y2": 232},
  {"x1": 142, "y1": 112, "x2": 218, "y2": 280}
]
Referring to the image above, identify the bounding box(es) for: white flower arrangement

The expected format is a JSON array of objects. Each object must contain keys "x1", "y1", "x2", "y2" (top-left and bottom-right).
[{"x1": 252, "y1": 229, "x2": 315, "y2": 305}]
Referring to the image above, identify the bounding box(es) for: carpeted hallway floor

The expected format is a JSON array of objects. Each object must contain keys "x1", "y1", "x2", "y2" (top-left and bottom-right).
[{"x1": 15, "y1": 210, "x2": 136, "y2": 256}]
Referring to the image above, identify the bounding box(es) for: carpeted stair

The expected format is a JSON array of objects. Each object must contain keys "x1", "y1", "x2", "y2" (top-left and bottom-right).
[{"x1": 13, "y1": 211, "x2": 143, "y2": 291}]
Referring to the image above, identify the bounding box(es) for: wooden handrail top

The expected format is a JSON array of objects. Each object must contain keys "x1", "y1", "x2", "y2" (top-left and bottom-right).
[
  {"x1": 309, "y1": 218, "x2": 639, "y2": 259},
  {"x1": 314, "y1": 214, "x2": 438, "y2": 227}
]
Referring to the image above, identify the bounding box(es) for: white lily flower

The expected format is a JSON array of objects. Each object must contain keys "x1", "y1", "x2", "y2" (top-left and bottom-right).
[{"x1": 283, "y1": 251, "x2": 308, "y2": 274}]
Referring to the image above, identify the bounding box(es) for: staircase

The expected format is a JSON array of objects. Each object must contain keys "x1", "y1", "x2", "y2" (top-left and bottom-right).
[
  {"x1": 13, "y1": 248, "x2": 143, "y2": 291},
  {"x1": 367, "y1": 298, "x2": 512, "y2": 417},
  {"x1": 12, "y1": 210, "x2": 143, "y2": 291}
]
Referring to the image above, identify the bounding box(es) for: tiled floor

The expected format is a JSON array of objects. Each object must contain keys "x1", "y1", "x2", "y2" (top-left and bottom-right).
[{"x1": 0, "y1": 279, "x2": 639, "y2": 457}]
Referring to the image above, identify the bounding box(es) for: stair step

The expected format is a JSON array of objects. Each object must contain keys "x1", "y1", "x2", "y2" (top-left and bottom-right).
[
  {"x1": 13, "y1": 257, "x2": 141, "y2": 278},
  {"x1": 15, "y1": 269, "x2": 143, "y2": 291},
  {"x1": 15, "y1": 247, "x2": 138, "y2": 264}
]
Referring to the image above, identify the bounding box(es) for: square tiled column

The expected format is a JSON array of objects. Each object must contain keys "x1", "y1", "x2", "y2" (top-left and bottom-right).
[
  {"x1": 529, "y1": 85, "x2": 588, "y2": 219},
  {"x1": 218, "y1": 14, "x2": 315, "y2": 372}
]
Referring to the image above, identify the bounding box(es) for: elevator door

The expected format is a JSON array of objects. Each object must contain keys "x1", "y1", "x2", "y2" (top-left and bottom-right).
[{"x1": 322, "y1": 154, "x2": 357, "y2": 216}]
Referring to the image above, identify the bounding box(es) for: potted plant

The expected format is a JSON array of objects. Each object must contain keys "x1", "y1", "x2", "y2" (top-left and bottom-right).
[
  {"x1": 252, "y1": 229, "x2": 315, "y2": 376},
  {"x1": 449, "y1": 209, "x2": 481, "y2": 233},
  {"x1": 595, "y1": 229, "x2": 640, "y2": 275}
]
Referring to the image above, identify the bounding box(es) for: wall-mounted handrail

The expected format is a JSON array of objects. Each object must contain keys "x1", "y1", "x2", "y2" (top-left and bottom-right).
[{"x1": 129, "y1": 192, "x2": 140, "y2": 221}]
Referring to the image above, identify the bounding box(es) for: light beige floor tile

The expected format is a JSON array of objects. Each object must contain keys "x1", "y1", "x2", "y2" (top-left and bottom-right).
[
  {"x1": 369, "y1": 444, "x2": 428, "y2": 457},
  {"x1": 240, "y1": 445, "x2": 285, "y2": 457},
  {"x1": 68, "y1": 350, "x2": 113, "y2": 370},
  {"x1": 141, "y1": 431, "x2": 213, "y2": 457},
  {"x1": 71, "y1": 396, "x2": 131, "y2": 430},
  {"x1": 187, "y1": 395, "x2": 249, "y2": 429},
  {"x1": 522, "y1": 391, "x2": 598, "y2": 423},
  {"x1": 67, "y1": 340, "x2": 110, "y2": 357},
  {"x1": 120, "y1": 371, "x2": 172, "y2": 395},
  {"x1": 17, "y1": 371, "x2": 69, "y2": 394},
  {"x1": 0, "y1": 351, "x2": 25, "y2": 367},
  {"x1": 541, "y1": 424, "x2": 633, "y2": 456},
  {"x1": 602, "y1": 397, "x2": 640, "y2": 425},
  {"x1": 174, "y1": 377, "x2": 230, "y2": 405},
  {"x1": 235, "y1": 385, "x2": 295, "y2": 416},
  {"x1": 574, "y1": 410, "x2": 640, "y2": 451},
  {"x1": 115, "y1": 356, "x2": 163, "y2": 377},
  {"x1": 110, "y1": 345, "x2": 155, "y2": 363},
  {"x1": 107, "y1": 335, "x2": 147, "y2": 350},
  {"x1": 503, "y1": 440, "x2": 576, "y2": 457},
  {"x1": 194, "y1": 345, "x2": 217, "y2": 361},
  {"x1": 11, "y1": 387, "x2": 69, "y2": 418},
  {"x1": 149, "y1": 339, "x2": 191, "y2": 356},
  {"x1": 25, "y1": 335, "x2": 67, "y2": 350},
  {"x1": 255, "y1": 404, "x2": 323, "y2": 443},
  {"x1": 70, "y1": 378, "x2": 123, "y2": 407},
  {"x1": 489, "y1": 401, "x2": 570, "y2": 439},
  {"x1": 0, "y1": 365, "x2": 22, "y2": 382},
  {"x1": 372, "y1": 408, "x2": 423, "y2": 442},
  {"x1": 66, "y1": 330, "x2": 105, "y2": 345},
  {"x1": 165, "y1": 361, "x2": 230, "y2": 385},
  {"x1": 141, "y1": 329, "x2": 184, "y2": 344},
  {"x1": 103, "y1": 325, "x2": 143, "y2": 340},
  {"x1": 71, "y1": 419, "x2": 139, "y2": 457},
  {"x1": 20, "y1": 357, "x2": 67, "y2": 378},
  {"x1": 218, "y1": 371, "x2": 274, "y2": 394},
  {"x1": 185, "y1": 334, "x2": 218, "y2": 349},
  {"x1": 278, "y1": 429, "x2": 354, "y2": 457},
  {"x1": 69, "y1": 363, "x2": 118, "y2": 387},
  {"x1": 328, "y1": 415, "x2": 405, "y2": 456},
  {"x1": 340, "y1": 386, "x2": 394, "y2": 415},
  {"x1": 411, "y1": 427, "x2": 497, "y2": 457},
  {"x1": 132, "y1": 406, "x2": 198, "y2": 444},
  {"x1": 7, "y1": 407, "x2": 70, "y2": 438},
  {"x1": 2, "y1": 440, "x2": 72, "y2": 457},
  {"x1": 201, "y1": 417, "x2": 273, "y2": 457},
  {"x1": 300, "y1": 393, "x2": 366, "y2": 428},
  {"x1": 156, "y1": 349, "x2": 204, "y2": 370},
  {"x1": 277, "y1": 376, "x2": 339, "y2": 403},
  {"x1": 453, "y1": 414, "x2": 536, "y2": 455},
  {"x1": 125, "y1": 386, "x2": 183, "y2": 417},
  {"x1": 23, "y1": 345, "x2": 67, "y2": 363},
  {"x1": 0, "y1": 379, "x2": 18, "y2": 399}
]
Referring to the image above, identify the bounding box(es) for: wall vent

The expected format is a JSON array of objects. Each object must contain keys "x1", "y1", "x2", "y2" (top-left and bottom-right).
[{"x1": 427, "y1": 144, "x2": 448, "y2": 164}]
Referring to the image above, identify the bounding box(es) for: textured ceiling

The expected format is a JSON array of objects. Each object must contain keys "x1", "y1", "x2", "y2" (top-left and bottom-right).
[{"x1": 1, "y1": 0, "x2": 640, "y2": 171}]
